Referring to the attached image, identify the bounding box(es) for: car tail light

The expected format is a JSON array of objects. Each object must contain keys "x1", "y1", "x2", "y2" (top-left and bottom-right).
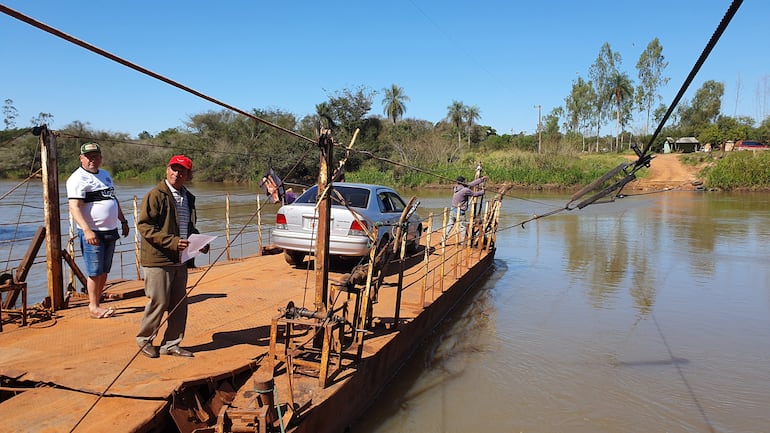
[
  {"x1": 348, "y1": 219, "x2": 368, "y2": 236},
  {"x1": 276, "y1": 213, "x2": 287, "y2": 229}
]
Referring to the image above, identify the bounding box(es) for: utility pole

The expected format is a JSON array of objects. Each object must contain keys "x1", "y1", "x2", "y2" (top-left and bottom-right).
[{"x1": 534, "y1": 105, "x2": 542, "y2": 154}]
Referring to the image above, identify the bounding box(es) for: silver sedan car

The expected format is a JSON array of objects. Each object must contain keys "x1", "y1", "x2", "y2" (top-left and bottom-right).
[{"x1": 272, "y1": 183, "x2": 423, "y2": 266}]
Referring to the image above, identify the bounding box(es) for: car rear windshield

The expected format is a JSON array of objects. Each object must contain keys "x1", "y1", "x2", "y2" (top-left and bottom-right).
[{"x1": 293, "y1": 185, "x2": 370, "y2": 208}]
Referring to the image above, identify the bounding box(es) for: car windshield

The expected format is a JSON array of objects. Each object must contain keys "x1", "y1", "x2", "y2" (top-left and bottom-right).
[{"x1": 292, "y1": 185, "x2": 370, "y2": 209}]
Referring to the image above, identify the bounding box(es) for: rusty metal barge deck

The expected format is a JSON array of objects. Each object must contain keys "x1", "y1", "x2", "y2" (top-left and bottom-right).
[{"x1": 0, "y1": 238, "x2": 495, "y2": 433}]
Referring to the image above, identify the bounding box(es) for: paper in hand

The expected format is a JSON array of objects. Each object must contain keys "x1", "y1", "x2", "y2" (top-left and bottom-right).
[{"x1": 181, "y1": 234, "x2": 217, "y2": 263}]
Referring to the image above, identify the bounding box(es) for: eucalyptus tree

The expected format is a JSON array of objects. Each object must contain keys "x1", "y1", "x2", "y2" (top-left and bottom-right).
[
  {"x1": 543, "y1": 107, "x2": 564, "y2": 147},
  {"x1": 588, "y1": 42, "x2": 621, "y2": 152},
  {"x1": 463, "y1": 105, "x2": 481, "y2": 148},
  {"x1": 564, "y1": 76, "x2": 596, "y2": 151},
  {"x1": 447, "y1": 100, "x2": 465, "y2": 150},
  {"x1": 3, "y1": 99, "x2": 18, "y2": 130},
  {"x1": 755, "y1": 115, "x2": 770, "y2": 141},
  {"x1": 382, "y1": 84, "x2": 410, "y2": 124},
  {"x1": 608, "y1": 71, "x2": 634, "y2": 151},
  {"x1": 30, "y1": 112, "x2": 54, "y2": 128},
  {"x1": 635, "y1": 38, "x2": 669, "y2": 136}
]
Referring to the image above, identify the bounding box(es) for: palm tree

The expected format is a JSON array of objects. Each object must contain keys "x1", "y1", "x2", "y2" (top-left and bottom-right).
[
  {"x1": 608, "y1": 71, "x2": 633, "y2": 151},
  {"x1": 381, "y1": 84, "x2": 410, "y2": 124},
  {"x1": 447, "y1": 100, "x2": 465, "y2": 149},
  {"x1": 464, "y1": 105, "x2": 481, "y2": 148},
  {"x1": 315, "y1": 102, "x2": 335, "y2": 130}
]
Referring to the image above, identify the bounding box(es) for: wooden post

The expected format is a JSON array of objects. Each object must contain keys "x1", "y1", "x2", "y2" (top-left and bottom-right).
[
  {"x1": 356, "y1": 227, "x2": 378, "y2": 346},
  {"x1": 39, "y1": 126, "x2": 64, "y2": 310},
  {"x1": 466, "y1": 196, "x2": 477, "y2": 254},
  {"x1": 67, "y1": 213, "x2": 76, "y2": 291},
  {"x1": 421, "y1": 213, "x2": 432, "y2": 307},
  {"x1": 452, "y1": 226, "x2": 456, "y2": 280},
  {"x1": 225, "y1": 192, "x2": 231, "y2": 260},
  {"x1": 314, "y1": 131, "x2": 333, "y2": 313},
  {"x1": 133, "y1": 196, "x2": 141, "y2": 279},
  {"x1": 479, "y1": 201, "x2": 489, "y2": 258},
  {"x1": 440, "y1": 208, "x2": 448, "y2": 293},
  {"x1": 394, "y1": 228, "x2": 407, "y2": 328},
  {"x1": 256, "y1": 194, "x2": 263, "y2": 254},
  {"x1": 61, "y1": 250, "x2": 86, "y2": 288},
  {"x1": 3, "y1": 226, "x2": 45, "y2": 311}
]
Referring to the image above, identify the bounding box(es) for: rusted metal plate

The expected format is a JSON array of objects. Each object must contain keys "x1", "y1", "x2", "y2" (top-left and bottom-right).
[
  {"x1": 0, "y1": 240, "x2": 495, "y2": 432},
  {"x1": 0, "y1": 387, "x2": 166, "y2": 433}
]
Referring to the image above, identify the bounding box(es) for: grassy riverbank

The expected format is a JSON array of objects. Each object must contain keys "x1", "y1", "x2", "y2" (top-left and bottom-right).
[
  {"x1": 349, "y1": 148, "x2": 770, "y2": 192},
  {"x1": 681, "y1": 150, "x2": 770, "y2": 191},
  {"x1": 347, "y1": 150, "x2": 628, "y2": 190}
]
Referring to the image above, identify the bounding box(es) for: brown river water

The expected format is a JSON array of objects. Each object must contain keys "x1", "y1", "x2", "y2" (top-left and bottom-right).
[{"x1": 1, "y1": 180, "x2": 769, "y2": 433}]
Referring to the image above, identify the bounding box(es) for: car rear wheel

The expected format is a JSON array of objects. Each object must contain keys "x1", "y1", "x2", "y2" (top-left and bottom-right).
[{"x1": 284, "y1": 250, "x2": 306, "y2": 266}]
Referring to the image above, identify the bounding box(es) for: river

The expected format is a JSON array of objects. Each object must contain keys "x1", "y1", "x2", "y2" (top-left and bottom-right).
[{"x1": 2, "y1": 179, "x2": 769, "y2": 432}]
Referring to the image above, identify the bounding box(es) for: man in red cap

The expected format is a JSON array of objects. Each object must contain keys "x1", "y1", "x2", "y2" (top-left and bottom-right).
[{"x1": 135, "y1": 155, "x2": 207, "y2": 358}]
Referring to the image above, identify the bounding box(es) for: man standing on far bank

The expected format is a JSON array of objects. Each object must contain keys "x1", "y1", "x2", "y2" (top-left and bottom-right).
[{"x1": 135, "y1": 155, "x2": 207, "y2": 358}]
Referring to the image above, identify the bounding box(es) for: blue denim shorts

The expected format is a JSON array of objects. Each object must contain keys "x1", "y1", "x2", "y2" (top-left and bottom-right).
[{"x1": 78, "y1": 228, "x2": 119, "y2": 277}]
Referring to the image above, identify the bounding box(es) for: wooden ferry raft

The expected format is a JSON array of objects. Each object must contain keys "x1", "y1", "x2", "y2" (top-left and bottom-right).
[{"x1": 0, "y1": 224, "x2": 498, "y2": 432}]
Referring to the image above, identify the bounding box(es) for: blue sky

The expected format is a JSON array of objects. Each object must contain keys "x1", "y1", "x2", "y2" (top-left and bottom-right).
[{"x1": 1, "y1": 1, "x2": 768, "y2": 138}]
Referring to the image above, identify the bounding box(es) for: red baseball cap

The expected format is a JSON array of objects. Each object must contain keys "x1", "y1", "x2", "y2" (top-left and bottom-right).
[{"x1": 168, "y1": 155, "x2": 193, "y2": 171}]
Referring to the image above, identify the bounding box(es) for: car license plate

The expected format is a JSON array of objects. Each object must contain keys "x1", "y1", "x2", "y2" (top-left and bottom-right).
[{"x1": 303, "y1": 216, "x2": 318, "y2": 230}]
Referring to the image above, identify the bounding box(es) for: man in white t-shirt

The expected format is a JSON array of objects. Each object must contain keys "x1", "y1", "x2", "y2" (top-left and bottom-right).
[{"x1": 66, "y1": 142, "x2": 129, "y2": 319}]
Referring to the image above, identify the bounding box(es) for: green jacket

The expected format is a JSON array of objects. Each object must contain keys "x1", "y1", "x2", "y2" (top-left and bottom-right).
[{"x1": 137, "y1": 180, "x2": 199, "y2": 267}]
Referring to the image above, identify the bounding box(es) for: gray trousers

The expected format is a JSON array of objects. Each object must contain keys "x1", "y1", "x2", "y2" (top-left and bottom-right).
[
  {"x1": 445, "y1": 208, "x2": 467, "y2": 240},
  {"x1": 136, "y1": 265, "x2": 188, "y2": 350}
]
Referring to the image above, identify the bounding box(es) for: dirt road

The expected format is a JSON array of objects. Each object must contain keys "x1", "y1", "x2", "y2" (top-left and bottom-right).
[{"x1": 625, "y1": 153, "x2": 703, "y2": 190}]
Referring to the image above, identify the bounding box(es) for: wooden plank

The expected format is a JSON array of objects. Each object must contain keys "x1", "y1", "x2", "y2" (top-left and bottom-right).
[
  {"x1": 3, "y1": 226, "x2": 44, "y2": 310},
  {"x1": 61, "y1": 249, "x2": 87, "y2": 289}
]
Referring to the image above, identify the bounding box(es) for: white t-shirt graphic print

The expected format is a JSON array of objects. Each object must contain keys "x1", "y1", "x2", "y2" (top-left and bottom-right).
[{"x1": 66, "y1": 167, "x2": 119, "y2": 231}]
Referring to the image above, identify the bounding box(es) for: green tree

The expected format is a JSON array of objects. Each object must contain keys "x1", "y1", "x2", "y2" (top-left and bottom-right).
[
  {"x1": 325, "y1": 85, "x2": 375, "y2": 139},
  {"x1": 30, "y1": 112, "x2": 54, "y2": 128},
  {"x1": 635, "y1": 38, "x2": 669, "y2": 136},
  {"x1": 3, "y1": 99, "x2": 18, "y2": 130},
  {"x1": 382, "y1": 119, "x2": 434, "y2": 166},
  {"x1": 543, "y1": 107, "x2": 563, "y2": 148},
  {"x1": 381, "y1": 84, "x2": 409, "y2": 124},
  {"x1": 464, "y1": 105, "x2": 481, "y2": 148},
  {"x1": 315, "y1": 101, "x2": 335, "y2": 130},
  {"x1": 447, "y1": 100, "x2": 465, "y2": 150},
  {"x1": 755, "y1": 115, "x2": 770, "y2": 142},
  {"x1": 653, "y1": 103, "x2": 668, "y2": 126},
  {"x1": 564, "y1": 76, "x2": 596, "y2": 151},
  {"x1": 320, "y1": 86, "x2": 383, "y2": 173},
  {"x1": 679, "y1": 80, "x2": 724, "y2": 134},
  {"x1": 589, "y1": 42, "x2": 621, "y2": 152},
  {"x1": 608, "y1": 71, "x2": 634, "y2": 151}
]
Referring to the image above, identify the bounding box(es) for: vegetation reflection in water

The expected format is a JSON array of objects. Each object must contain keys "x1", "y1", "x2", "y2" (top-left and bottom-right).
[{"x1": 352, "y1": 190, "x2": 770, "y2": 433}]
